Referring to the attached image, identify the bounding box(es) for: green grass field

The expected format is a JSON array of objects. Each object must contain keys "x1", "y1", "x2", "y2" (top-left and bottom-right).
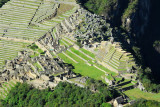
[
  {"x1": 58, "y1": 47, "x2": 136, "y2": 89},
  {"x1": 58, "y1": 49, "x2": 117, "y2": 82},
  {"x1": 80, "y1": 48, "x2": 95, "y2": 58},
  {"x1": 70, "y1": 47, "x2": 92, "y2": 61},
  {"x1": 58, "y1": 52, "x2": 105, "y2": 81},
  {"x1": 0, "y1": 81, "x2": 17, "y2": 100},
  {"x1": 70, "y1": 48, "x2": 118, "y2": 76},
  {"x1": 124, "y1": 88, "x2": 160, "y2": 102}
]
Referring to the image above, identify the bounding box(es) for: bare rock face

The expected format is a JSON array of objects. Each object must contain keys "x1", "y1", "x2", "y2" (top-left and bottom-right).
[{"x1": 122, "y1": 0, "x2": 150, "y2": 37}]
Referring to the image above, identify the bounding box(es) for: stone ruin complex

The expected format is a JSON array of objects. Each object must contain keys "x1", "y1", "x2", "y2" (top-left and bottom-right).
[
  {"x1": 0, "y1": 50, "x2": 78, "y2": 89},
  {"x1": 34, "y1": 6, "x2": 137, "y2": 79},
  {"x1": 0, "y1": 0, "x2": 143, "y2": 103}
]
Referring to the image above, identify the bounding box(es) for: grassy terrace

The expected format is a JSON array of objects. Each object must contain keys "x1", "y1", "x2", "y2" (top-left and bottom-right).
[
  {"x1": 58, "y1": 53, "x2": 76, "y2": 64},
  {"x1": 59, "y1": 40, "x2": 67, "y2": 47},
  {"x1": 0, "y1": 40, "x2": 30, "y2": 71},
  {"x1": 70, "y1": 47, "x2": 91, "y2": 61},
  {"x1": 51, "y1": 28, "x2": 56, "y2": 39},
  {"x1": 69, "y1": 47, "x2": 117, "y2": 76},
  {"x1": 80, "y1": 48, "x2": 95, "y2": 58},
  {"x1": 58, "y1": 47, "x2": 119, "y2": 82},
  {"x1": 57, "y1": 46, "x2": 136, "y2": 90},
  {"x1": 115, "y1": 79, "x2": 133, "y2": 88},
  {"x1": 0, "y1": 81, "x2": 17, "y2": 100},
  {"x1": 29, "y1": 44, "x2": 45, "y2": 58},
  {"x1": 63, "y1": 36, "x2": 75, "y2": 43},
  {"x1": 65, "y1": 50, "x2": 84, "y2": 63},
  {"x1": 0, "y1": 0, "x2": 77, "y2": 70},
  {"x1": 55, "y1": 3, "x2": 75, "y2": 17},
  {"x1": 124, "y1": 88, "x2": 160, "y2": 102},
  {"x1": 33, "y1": 62, "x2": 43, "y2": 72},
  {"x1": 62, "y1": 39, "x2": 73, "y2": 46},
  {"x1": 58, "y1": 50, "x2": 105, "y2": 81},
  {"x1": 57, "y1": 0, "x2": 76, "y2": 2}
]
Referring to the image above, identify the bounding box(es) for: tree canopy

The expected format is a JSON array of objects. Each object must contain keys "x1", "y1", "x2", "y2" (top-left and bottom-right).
[
  {"x1": 129, "y1": 99, "x2": 160, "y2": 107},
  {"x1": 1, "y1": 81, "x2": 117, "y2": 107}
]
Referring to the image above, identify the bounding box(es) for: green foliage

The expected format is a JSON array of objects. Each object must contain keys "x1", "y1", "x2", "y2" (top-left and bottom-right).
[
  {"x1": 75, "y1": 41, "x2": 83, "y2": 48},
  {"x1": 1, "y1": 82, "x2": 119, "y2": 107},
  {"x1": 153, "y1": 40, "x2": 160, "y2": 48},
  {"x1": 138, "y1": 68, "x2": 160, "y2": 93},
  {"x1": 0, "y1": 0, "x2": 10, "y2": 7},
  {"x1": 123, "y1": 0, "x2": 139, "y2": 18},
  {"x1": 86, "y1": 78, "x2": 120, "y2": 99},
  {"x1": 132, "y1": 46, "x2": 143, "y2": 64},
  {"x1": 129, "y1": 99, "x2": 160, "y2": 107},
  {"x1": 77, "y1": 0, "x2": 117, "y2": 15},
  {"x1": 101, "y1": 103, "x2": 112, "y2": 107},
  {"x1": 29, "y1": 44, "x2": 38, "y2": 50},
  {"x1": 132, "y1": 46, "x2": 160, "y2": 93}
]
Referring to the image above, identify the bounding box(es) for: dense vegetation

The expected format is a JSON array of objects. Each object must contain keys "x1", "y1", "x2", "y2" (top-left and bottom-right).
[
  {"x1": 0, "y1": 0, "x2": 10, "y2": 7},
  {"x1": 77, "y1": 0, "x2": 138, "y2": 26},
  {"x1": 122, "y1": 0, "x2": 139, "y2": 19},
  {"x1": 138, "y1": 68, "x2": 160, "y2": 93},
  {"x1": 1, "y1": 81, "x2": 119, "y2": 107},
  {"x1": 128, "y1": 99, "x2": 160, "y2": 107},
  {"x1": 86, "y1": 78, "x2": 120, "y2": 98},
  {"x1": 77, "y1": 0, "x2": 117, "y2": 15},
  {"x1": 29, "y1": 44, "x2": 38, "y2": 50},
  {"x1": 131, "y1": 46, "x2": 160, "y2": 93}
]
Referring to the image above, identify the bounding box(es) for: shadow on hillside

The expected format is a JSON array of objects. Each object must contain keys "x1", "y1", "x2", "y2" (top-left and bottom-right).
[{"x1": 140, "y1": 0, "x2": 160, "y2": 83}]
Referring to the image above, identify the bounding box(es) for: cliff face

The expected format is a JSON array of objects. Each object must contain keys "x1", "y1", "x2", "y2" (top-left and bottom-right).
[
  {"x1": 80, "y1": 0, "x2": 151, "y2": 39},
  {"x1": 122, "y1": 0, "x2": 150, "y2": 38},
  {"x1": 101, "y1": 0, "x2": 129, "y2": 26}
]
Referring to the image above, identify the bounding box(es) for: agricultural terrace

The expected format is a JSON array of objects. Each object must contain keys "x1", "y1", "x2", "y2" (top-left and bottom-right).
[
  {"x1": 0, "y1": 0, "x2": 77, "y2": 71},
  {"x1": 57, "y1": 35, "x2": 136, "y2": 91}
]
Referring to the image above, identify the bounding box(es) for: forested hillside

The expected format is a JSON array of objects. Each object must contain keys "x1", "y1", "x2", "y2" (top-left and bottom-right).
[
  {"x1": 128, "y1": 99, "x2": 160, "y2": 107},
  {"x1": 1, "y1": 81, "x2": 119, "y2": 107}
]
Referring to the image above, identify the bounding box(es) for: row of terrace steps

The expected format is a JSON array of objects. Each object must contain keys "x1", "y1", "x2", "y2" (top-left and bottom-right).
[
  {"x1": 32, "y1": 4, "x2": 78, "y2": 35},
  {"x1": 103, "y1": 47, "x2": 129, "y2": 71},
  {"x1": 103, "y1": 46, "x2": 116, "y2": 62},
  {"x1": 0, "y1": 0, "x2": 48, "y2": 40},
  {"x1": 0, "y1": 80, "x2": 17, "y2": 99},
  {"x1": 32, "y1": 3, "x2": 59, "y2": 23}
]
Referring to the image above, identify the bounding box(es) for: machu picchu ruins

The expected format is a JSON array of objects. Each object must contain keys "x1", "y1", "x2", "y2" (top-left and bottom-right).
[{"x1": 0, "y1": 0, "x2": 158, "y2": 106}]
